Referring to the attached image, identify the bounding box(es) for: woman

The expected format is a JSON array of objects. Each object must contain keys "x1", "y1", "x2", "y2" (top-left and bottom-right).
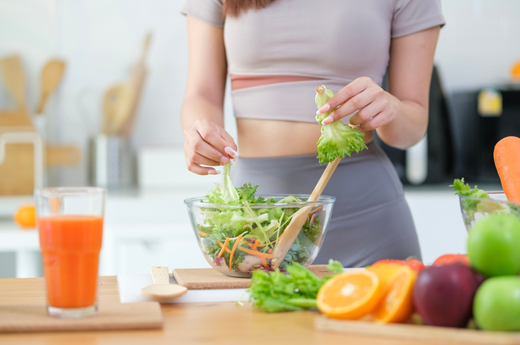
[{"x1": 180, "y1": 0, "x2": 445, "y2": 267}]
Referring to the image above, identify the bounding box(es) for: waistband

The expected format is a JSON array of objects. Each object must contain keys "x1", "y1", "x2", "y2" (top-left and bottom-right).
[{"x1": 231, "y1": 79, "x2": 353, "y2": 124}]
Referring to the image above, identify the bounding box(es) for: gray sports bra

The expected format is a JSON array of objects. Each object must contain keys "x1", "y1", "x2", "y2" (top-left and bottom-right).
[{"x1": 181, "y1": 0, "x2": 445, "y2": 123}]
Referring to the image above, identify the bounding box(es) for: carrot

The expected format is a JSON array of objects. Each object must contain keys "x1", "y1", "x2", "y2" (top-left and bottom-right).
[
  {"x1": 237, "y1": 246, "x2": 274, "y2": 259},
  {"x1": 268, "y1": 248, "x2": 272, "y2": 254},
  {"x1": 309, "y1": 206, "x2": 322, "y2": 214},
  {"x1": 229, "y1": 235, "x2": 243, "y2": 270},
  {"x1": 256, "y1": 239, "x2": 279, "y2": 247},
  {"x1": 198, "y1": 231, "x2": 208, "y2": 237},
  {"x1": 261, "y1": 257, "x2": 268, "y2": 268},
  {"x1": 217, "y1": 238, "x2": 230, "y2": 258},
  {"x1": 494, "y1": 136, "x2": 520, "y2": 202},
  {"x1": 252, "y1": 239, "x2": 260, "y2": 251}
]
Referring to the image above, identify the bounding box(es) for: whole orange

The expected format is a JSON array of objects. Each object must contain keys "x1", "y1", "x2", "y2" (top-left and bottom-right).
[{"x1": 14, "y1": 204, "x2": 36, "y2": 229}]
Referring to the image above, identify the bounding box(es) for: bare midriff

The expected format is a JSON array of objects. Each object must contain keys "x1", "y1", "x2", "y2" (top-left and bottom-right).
[{"x1": 230, "y1": 74, "x2": 373, "y2": 158}]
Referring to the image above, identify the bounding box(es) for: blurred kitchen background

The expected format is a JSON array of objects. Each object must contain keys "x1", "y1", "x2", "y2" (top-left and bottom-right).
[{"x1": 0, "y1": 0, "x2": 519, "y2": 278}]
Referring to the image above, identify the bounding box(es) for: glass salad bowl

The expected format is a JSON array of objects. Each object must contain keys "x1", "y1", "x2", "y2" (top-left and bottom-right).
[
  {"x1": 184, "y1": 194, "x2": 336, "y2": 277},
  {"x1": 458, "y1": 191, "x2": 520, "y2": 232}
]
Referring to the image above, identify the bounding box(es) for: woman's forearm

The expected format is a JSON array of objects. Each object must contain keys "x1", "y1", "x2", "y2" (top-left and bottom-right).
[
  {"x1": 181, "y1": 93, "x2": 225, "y2": 130},
  {"x1": 375, "y1": 94, "x2": 428, "y2": 150}
]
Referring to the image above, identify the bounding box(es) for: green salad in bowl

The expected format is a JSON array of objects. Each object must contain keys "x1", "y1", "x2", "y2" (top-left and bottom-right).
[
  {"x1": 452, "y1": 178, "x2": 520, "y2": 231},
  {"x1": 184, "y1": 165, "x2": 335, "y2": 277}
]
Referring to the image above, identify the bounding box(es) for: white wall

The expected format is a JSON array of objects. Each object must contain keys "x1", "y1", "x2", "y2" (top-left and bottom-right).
[
  {"x1": 435, "y1": 0, "x2": 520, "y2": 91},
  {"x1": 0, "y1": 0, "x2": 519, "y2": 186}
]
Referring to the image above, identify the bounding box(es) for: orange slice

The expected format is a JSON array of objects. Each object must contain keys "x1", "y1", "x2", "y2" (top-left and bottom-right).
[
  {"x1": 367, "y1": 262, "x2": 404, "y2": 288},
  {"x1": 372, "y1": 265, "x2": 416, "y2": 323},
  {"x1": 317, "y1": 270, "x2": 382, "y2": 319}
]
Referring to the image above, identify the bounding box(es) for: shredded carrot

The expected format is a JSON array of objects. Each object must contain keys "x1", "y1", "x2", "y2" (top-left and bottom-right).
[
  {"x1": 229, "y1": 235, "x2": 243, "y2": 270},
  {"x1": 268, "y1": 248, "x2": 272, "y2": 254},
  {"x1": 261, "y1": 257, "x2": 268, "y2": 268},
  {"x1": 217, "y1": 238, "x2": 230, "y2": 258},
  {"x1": 309, "y1": 206, "x2": 322, "y2": 214},
  {"x1": 252, "y1": 239, "x2": 260, "y2": 251},
  {"x1": 198, "y1": 231, "x2": 208, "y2": 237},
  {"x1": 216, "y1": 241, "x2": 231, "y2": 254},
  {"x1": 256, "y1": 239, "x2": 279, "y2": 247},
  {"x1": 238, "y1": 246, "x2": 274, "y2": 259}
]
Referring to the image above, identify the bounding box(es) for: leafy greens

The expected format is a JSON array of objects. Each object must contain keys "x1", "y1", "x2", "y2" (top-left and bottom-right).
[
  {"x1": 451, "y1": 178, "x2": 509, "y2": 224},
  {"x1": 198, "y1": 163, "x2": 325, "y2": 273},
  {"x1": 315, "y1": 85, "x2": 367, "y2": 164},
  {"x1": 246, "y1": 259, "x2": 344, "y2": 312}
]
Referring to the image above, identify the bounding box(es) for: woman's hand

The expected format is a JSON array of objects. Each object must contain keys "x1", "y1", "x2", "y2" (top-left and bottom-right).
[
  {"x1": 183, "y1": 119, "x2": 238, "y2": 175},
  {"x1": 316, "y1": 77, "x2": 399, "y2": 131}
]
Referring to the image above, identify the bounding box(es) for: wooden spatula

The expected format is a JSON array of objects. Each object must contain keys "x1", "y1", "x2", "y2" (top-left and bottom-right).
[
  {"x1": 271, "y1": 157, "x2": 341, "y2": 269},
  {"x1": 0, "y1": 55, "x2": 27, "y2": 112},
  {"x1": 141, "y1": 266, "x2": 188, "y2": 299},
  {"x1": 37, "y1": 59, "x2": 66, "y2": 114},
  {"x1": 118, "y1": 32, "x2": 152, "y2": 136},
  {"x1": 101, "y1": 84, "x2": 133, "y2": 135}
]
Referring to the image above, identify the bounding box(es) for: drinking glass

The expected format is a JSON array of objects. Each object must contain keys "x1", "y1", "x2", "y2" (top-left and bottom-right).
[{"x1": 35, "y1": 187, "x2": 105, "y2": 318}]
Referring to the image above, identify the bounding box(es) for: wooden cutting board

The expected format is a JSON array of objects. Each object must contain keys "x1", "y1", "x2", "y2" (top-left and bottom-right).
[
  {"x1": 314, "y1": 316, "x2": 520, "y2": 345},
  {"x1": 172, "y1": 265, "x2": 334, "y2": 290},
  {"x1": 0, "y1": 301, "x2": 163, "y2": 333}
]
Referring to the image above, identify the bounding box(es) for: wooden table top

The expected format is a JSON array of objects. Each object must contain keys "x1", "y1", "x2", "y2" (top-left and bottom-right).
[{"x1": 0, "y1": 276, "x2": 471, "y2": 345}]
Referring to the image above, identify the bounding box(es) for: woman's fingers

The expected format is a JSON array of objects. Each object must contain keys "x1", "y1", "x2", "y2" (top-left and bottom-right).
[
  {"x1": 324, "y1": 87, "x2": 382, "y2": 124},
  {"x1": 348, "y1": 97, "x2": 387, "y2": 126},
  {"x1": 184, "y1": 144, "x2": 221, "y2": 175},
  {"x1": 317, "y1": 77, "x2": 371, "y2": 116},
  {"x1": 359, "y1": 111, "x2": 392, "y2": 131},
  {"x1": 183, "y1": 119, "x2": 238, "y2": 175},
  {"x1": 185, "y1": 130, "x2": 230, "y2": 164},
  {"x1": 185, "y1": 145, "x2": 221, "y2": 166},
  {"x1": 195, "y1": 119, "x2": 235, "y2": 158}
]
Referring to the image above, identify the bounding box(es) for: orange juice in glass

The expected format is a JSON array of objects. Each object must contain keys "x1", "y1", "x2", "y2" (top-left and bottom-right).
[{"x1": 35, "y1": 187, "x2": 105, "y2": 318}]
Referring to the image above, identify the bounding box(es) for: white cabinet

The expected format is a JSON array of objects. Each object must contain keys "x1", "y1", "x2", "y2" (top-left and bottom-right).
[{"x1": 103, "y1": 223, "x2": 210, "y2": 276}]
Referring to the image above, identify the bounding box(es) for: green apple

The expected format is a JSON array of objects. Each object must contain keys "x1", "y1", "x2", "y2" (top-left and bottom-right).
[
  {"x1": 468, "y1": 214, "x2": 520, "y2": 276},
  {"x1": 473, "y1": 276, "x2": 520, "y2": 331}
]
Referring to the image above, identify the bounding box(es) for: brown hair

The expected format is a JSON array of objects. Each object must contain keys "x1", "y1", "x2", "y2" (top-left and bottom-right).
[{"x1": 223, "y1": 0, "x2": 277, "y2": 17}]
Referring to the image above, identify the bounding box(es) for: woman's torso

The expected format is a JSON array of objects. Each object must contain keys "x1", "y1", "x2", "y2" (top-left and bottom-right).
[
  {"x1": 211, "y1": 0, "x2": 442, "y2": 157},
  {"x1": 223, "y1": 0, "x2": 395, "y2": 157}
]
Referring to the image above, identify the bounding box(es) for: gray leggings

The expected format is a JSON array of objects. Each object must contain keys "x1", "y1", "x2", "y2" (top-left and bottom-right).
[{"x1": 231, "y1": 141, "x2": 422, "y2": 267}]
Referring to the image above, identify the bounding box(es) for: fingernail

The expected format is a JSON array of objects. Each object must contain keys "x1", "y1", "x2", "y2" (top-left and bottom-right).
[
  {"x1": 225, "y1": 147, "x2": 239, "y2": 159},
  {"x1": 220, "y1": 156, "x2": 230, "y2": 164},
  {"x1": 322, "y1": 116, "x2": 333, "y2": 125},
  {"x1": 208, "y1": 169, "x2": 220, "y2": 175},
  {"x1": 316, "y1": 104, "x2": 330, "y2": 115}
]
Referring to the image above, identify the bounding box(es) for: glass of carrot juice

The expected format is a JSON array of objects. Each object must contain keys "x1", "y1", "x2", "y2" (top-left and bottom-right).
[{"x1": 35, "y1": 187, "x2": 106, "y2": 318}]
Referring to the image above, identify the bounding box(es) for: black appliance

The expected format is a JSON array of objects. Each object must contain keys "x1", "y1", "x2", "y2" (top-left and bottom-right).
[{"x1": 375, "y1": 65, "x2": 454, "y2": 185}]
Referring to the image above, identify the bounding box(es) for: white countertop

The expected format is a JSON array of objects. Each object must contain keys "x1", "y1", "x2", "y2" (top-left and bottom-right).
[{"x1": 0, "y1": 186, "x2": 469, "y2": 277}]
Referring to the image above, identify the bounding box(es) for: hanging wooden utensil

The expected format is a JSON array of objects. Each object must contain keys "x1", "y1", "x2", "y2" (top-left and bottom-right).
[
  {"x1": 118, "y1": 32, "x2": 152, "y2": 136},
  {"x1": 0, "y1": 55, "x2": 27, "y2": 112},
  {"x1": 101, "y1": 84, "x2": 133, "y2": 135},
  {"x1": 271, "y1": 157, "x2": 341, "y2": 269},
  {"x1": 36, "y1": 59, "x2": 66, "y2": 114}
]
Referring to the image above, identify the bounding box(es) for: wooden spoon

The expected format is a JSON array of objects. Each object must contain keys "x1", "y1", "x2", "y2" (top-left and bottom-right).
[
  {"x1": 37, "y1": 59, "x2": 66, "y2": 114},
  {"x1": 0, "y1": 55, "x2": 27, "y2": 112},
  {"x1": 271, "y1": 157, "x2": 341, "y2": 269},
  {"x1": 141, "y1": 266, "x2": 188, "y2": 299}
]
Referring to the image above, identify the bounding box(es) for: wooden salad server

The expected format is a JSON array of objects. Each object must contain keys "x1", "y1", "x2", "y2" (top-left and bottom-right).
[
  {"x1": 271, "y1": 157, "x2": 341, "y2": 269},
  {"x1": 37, "y1": 59, "x2": 66, "y2": 114},
  {"x1": 141, "y1": 266, "x2": 188, "y2": 299}
]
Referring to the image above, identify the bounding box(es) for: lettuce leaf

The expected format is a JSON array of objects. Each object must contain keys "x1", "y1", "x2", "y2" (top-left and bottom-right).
[{"x1": 315, "y1": 85, "x2": 367, "y2": 164}]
